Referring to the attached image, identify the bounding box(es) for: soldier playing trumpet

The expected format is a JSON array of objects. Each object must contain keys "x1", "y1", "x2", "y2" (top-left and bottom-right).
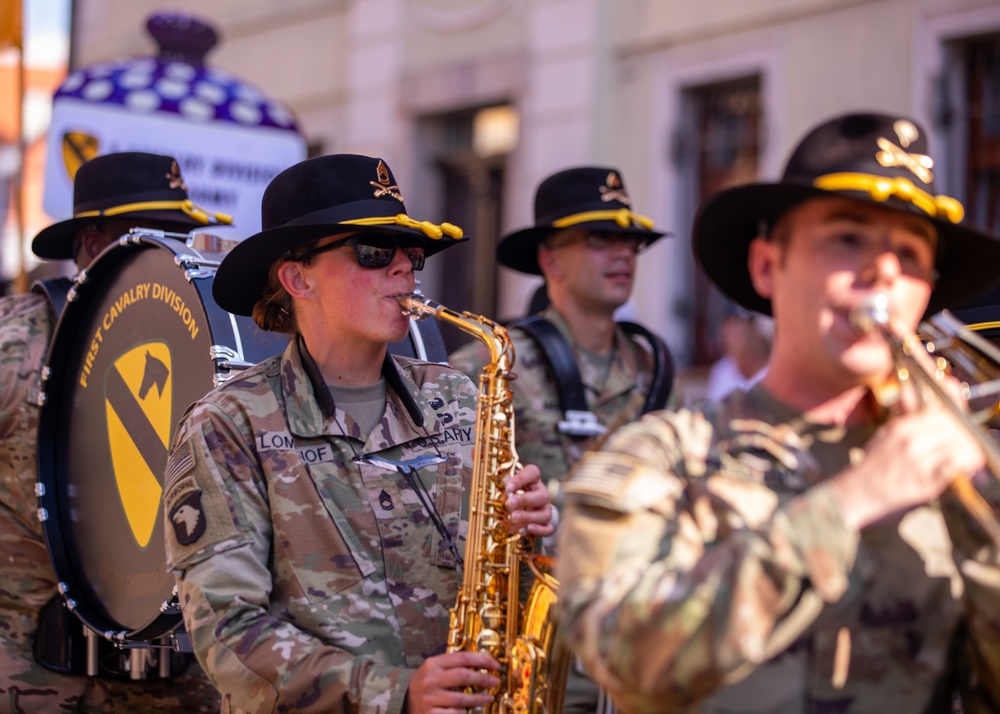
[{"x1": 556, "y1": 112, "x2": 1000, "y2": 713}]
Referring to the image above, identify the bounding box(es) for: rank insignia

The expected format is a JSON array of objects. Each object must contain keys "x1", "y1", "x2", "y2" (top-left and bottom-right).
[{"x1": 371, "y1": 159, "x2": 404, "y2": 202}]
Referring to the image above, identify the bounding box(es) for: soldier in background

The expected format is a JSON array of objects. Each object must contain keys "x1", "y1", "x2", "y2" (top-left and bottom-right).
[
  {"x1": 556, "y1": 112, "x2": 1000, "y2": 712},
  {"x1": 450, "y1": 166, "x2": 674, "y2": 714},
  {"x1": 450, "y1": 166, "x2": 674, "y2": 492},
  {"x1": 0, "y1": 152, "x2": 227, "y2": 711},
  {"x1": 162, "y1": 154, "x2": 553, "y2": 713}
]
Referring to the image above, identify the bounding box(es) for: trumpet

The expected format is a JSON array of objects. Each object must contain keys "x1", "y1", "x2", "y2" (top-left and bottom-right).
[{"x1": 850, "y1": 293, "x2": 1000, "y2": 546}]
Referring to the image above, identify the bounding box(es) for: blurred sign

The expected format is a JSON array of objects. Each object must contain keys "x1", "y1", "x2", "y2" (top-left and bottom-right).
[{"x1": 43, "y1": 13, "x2": 306, "y2": 238}]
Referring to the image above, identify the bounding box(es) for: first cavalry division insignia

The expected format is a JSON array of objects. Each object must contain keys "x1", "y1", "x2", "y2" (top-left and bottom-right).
[
  {"x1": 62, "y1": 131, "x2": 100, "y2": 181},
  {"x1": 599, "y1": 171, "x2": 631, "y2": 205},
  {"x1": 105, "y1": 342, "x2": 173, "y2": 548}
]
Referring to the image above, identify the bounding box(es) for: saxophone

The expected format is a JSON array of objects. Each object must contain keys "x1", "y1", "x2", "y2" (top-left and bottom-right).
[{"x1": 396, "y1": 293, "x2": 569, "y2": 714}]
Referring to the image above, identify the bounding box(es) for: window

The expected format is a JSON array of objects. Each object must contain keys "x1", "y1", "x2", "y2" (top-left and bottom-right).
[
  {"x1": 961, "y1": 34, "x2": 1000, "y2": 233},
  {"x1": 417, "y1": 104, "x2": 518, "y2": 352},
  {"x1": 677, "y1": 76, "x2": 762, "y2": 365}
]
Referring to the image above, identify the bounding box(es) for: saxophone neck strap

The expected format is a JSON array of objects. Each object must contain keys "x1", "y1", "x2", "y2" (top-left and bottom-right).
[{"x1": 509, "y1": 315, "x2": 673, "y2": 437}]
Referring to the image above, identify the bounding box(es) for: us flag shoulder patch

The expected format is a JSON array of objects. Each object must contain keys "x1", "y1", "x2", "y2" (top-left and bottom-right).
[{"x1": 165, "y1": 438, "x2": 196, "y2": 490}]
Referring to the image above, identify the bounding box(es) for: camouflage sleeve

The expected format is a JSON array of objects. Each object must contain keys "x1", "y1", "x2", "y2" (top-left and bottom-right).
[
  {"x1": 164, "y1": 402, "x2": 413, "y2": 714},
  {"x1": 555, "y1": 410, "x2": 864, "y2": 712},
  {"x1": 940, "y1": 478, "x2": 1000, "y2": 711},
  {"x1": 0, "y1": 298, "x2": 47, "y2": 442},
  {"x1": 447, "y1": 339, "x2": 490, "y2": 384}
]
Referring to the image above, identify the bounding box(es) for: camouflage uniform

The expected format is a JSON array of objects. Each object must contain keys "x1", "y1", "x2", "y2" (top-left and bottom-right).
[
  {"x1": 556, "y1": 385, "x2": 1000, "y2": 713},
  {"x1": 0, "y1": 293, "x2": 218, "y2": 714},
  {"x1": 449, "y1": 308, "x2": 657, "y2": 488},
  {"x1": 163, "y1": 339, "x2": 477, "y2": 714}
]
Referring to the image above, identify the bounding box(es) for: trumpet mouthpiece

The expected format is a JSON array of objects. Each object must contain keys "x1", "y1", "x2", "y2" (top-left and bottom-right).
[{"x1": 850, "y1": 293, "x2": 891, "y2": 335}]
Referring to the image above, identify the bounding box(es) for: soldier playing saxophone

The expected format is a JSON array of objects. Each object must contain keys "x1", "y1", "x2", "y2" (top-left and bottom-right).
[{"x1": 162, "y1": 154, "x2": 553, "y2": 714}]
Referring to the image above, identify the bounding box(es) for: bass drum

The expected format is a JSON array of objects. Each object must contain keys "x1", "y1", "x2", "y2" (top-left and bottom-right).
[{"x1": 36, "y1": 232, "x2": 290, "y2": 653}]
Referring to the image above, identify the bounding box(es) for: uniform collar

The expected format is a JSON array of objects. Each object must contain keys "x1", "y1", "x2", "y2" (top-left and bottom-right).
[
  {"x1": 280, "y1": 336, "x2": 443, "y2": 440},
  {"x1": 541, "y1": 306, "x2": 642, "y2": 400}
]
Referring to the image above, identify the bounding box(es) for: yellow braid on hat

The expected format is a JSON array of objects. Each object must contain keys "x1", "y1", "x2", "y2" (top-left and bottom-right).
[
  {"x1": 551, "y1": 208, "x2": 655, "y2": 231},
  {"x1": 342, "y1": 214, "x2": 464, "y2": 240},
  {"x1": 813, "y1": 173, "x2": 965, "y2": 224}
]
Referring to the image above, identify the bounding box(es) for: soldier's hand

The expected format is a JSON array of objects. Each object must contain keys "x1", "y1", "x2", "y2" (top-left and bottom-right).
[
  {"x1": 407, "y1": 651, "x2": 499, "y2": 714},
  {"x1": 507, "y1": 464, "x2": 555, "y2": 537},
  {"x1": 830, "y1": 401, "x2": 985, "y2": 530}
]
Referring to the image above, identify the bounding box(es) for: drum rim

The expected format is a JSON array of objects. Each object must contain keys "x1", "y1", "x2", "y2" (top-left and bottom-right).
[{"x1": 36, "y1": 234, "x2": 198, "y2": 642}]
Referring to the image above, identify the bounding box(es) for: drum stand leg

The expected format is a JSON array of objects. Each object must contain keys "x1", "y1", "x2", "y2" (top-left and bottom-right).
[
  {"x1": 158, "y1": 636, "x2": 171, "y2": 678},
  {"x1": 129, "y1": 648, "x2": 147, "y2": 680},
  {"x1": 84, "y1": 626, "x2": 99, "y2": 677}
]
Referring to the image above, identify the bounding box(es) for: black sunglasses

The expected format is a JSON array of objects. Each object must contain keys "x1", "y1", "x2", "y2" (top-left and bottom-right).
[{"x1": 294, "y1": 232, "x2": 426, "y2": 270}]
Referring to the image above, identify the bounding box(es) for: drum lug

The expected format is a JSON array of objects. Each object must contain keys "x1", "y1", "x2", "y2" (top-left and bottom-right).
[
  {"x1": 66, "y1": 269, "x2": 89, "y2": 304},
  {"x1": 36, "y1": 506, "x2": 47, "y2": 522},
  {"x1": 172, "y1": 251, "x2": 220, "y2": 279},
  {"x1": 57, "y1": 583, "x2": 78, "y2": 614},
  {"x1": 160, "y1": 601, "x2": 181, "y2": 615},
  {"x1": 34, "y1": 482, "x2": 45, "y2": 498},
  {"x1": 212, "y1": 345, "x2": 253, "y2": 386},
  {"x1": 172, "y1": 631, "x2": 194, "y2": 653},
  {"x1": 160, "y1": 585, "x2": 181, "y2": 615}
]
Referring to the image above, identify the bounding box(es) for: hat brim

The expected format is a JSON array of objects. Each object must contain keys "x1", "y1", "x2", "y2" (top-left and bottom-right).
[
  {"x1": 497, "y1": 221, "x2": 666, "y2": 275},
  {"x1": 32, "y1": 211, "x2": 207, "y2": 260},
  {"x1": 693, "y1": 182, "x2": 1000, "y2": 317},
  {"x1": 213, "y1": 222, "x2": 466, "y2": 317}
]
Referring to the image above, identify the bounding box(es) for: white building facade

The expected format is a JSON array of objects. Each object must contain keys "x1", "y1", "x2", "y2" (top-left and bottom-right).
[{"x1": 71, "y1": 0, "x2": 1000, "y2": 370}]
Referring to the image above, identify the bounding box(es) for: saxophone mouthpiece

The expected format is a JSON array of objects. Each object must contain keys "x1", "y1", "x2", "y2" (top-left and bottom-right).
[
  {"x1": 395, "y1": 293, "x2": 415, "y2": 314},
  {"x1": 849, "y1": 293, "x2": 891, "y2": 336},
  {"x1": 395, "y1": 292, "x2": 442, "y2": 320},
  {"x1": 395, "y1": 293, "x2": 424, "y2": 317}
]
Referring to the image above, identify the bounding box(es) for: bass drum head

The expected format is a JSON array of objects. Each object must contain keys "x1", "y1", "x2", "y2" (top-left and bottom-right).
[{"x1": 37, "y1": 235, "x2": 287, "y2": 642}]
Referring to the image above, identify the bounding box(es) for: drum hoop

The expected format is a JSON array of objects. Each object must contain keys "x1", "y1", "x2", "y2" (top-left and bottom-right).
[{"x1": 37, "y1": 234, "x2": 203, "y2": 642}]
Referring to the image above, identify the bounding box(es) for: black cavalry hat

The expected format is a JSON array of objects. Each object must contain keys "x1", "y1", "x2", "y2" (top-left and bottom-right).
[
  {"x1": 952, "y1": 284, "x2": 1000, "y2": 339},
  {"x1": 693, "y1": 112, "x2": 1000, "y2": 317},
  {"x1": 496, "y1": 166, "x2": 666, "y2": 275},
  {"x1": 213, "y1": 154, "x2": 467, "y2": 317},
  {"x1": 32, "y1": 151, "x2": 231, "y2": 260}
]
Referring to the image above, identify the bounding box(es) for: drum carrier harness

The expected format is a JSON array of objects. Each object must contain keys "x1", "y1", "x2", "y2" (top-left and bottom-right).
[{"x1": 509, "y1": 314, "x2": 674, "y2": 437}]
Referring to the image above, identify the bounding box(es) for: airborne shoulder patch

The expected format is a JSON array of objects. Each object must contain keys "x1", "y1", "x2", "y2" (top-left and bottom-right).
[{"x1": 169, "y1": 490, "x2": 206, "y2": 546}]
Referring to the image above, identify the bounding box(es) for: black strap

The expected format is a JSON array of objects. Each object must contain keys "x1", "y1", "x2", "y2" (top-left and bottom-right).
[
  {"x1": 618, "y1": 321, "x2": 674, "y2": 413},
  {"x1": 510, "y1": 315, "x2": 674, "y2": 424},
  {"x1": 512, "y1": 315, "x2": 588, "y2": 413},
  {"x1": 30, "y1": 277, "x2": 73, "y2": 323}
]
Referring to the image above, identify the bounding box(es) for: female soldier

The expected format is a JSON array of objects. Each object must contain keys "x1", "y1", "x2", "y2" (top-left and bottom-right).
[{"x1": 162, "y1": 154, "x2": 553, "y2": 714}]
